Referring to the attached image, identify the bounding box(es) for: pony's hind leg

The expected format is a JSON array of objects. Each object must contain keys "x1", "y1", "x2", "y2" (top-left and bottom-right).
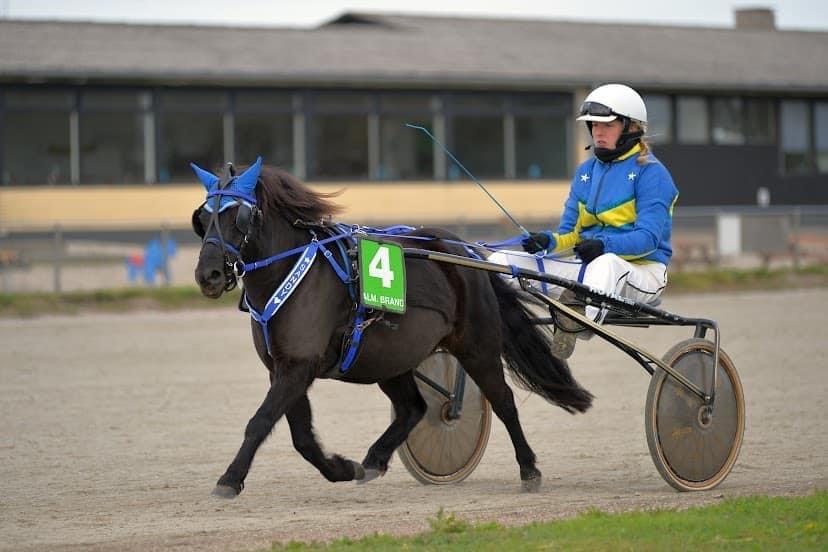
[
  {"x1": 360, "y1": 371, "x2": 427, "y2": 483},
  {"x1": 286, "y1": 393, "x2": 366, "y2": 482},
  {"x1": 460, "y1": 352, "x2": 542, "y2": 492}
]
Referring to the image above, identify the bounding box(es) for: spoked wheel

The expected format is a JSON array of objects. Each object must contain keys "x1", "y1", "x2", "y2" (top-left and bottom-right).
[
  {"x1": 645, "y1": 338, "x2": 745, "y2": 491},
  {"x1": 397, "y1": 351, "x2": 492, "y2": 485}
]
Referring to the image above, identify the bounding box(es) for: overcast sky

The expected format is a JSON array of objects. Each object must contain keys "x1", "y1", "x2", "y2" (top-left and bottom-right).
[{"x1": 2, "y1": 0, "x2": 827, "y2": 31}]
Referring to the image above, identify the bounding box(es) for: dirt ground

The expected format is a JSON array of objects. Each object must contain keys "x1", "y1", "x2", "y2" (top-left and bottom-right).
[{"x1": 1, "y1": 289, "x2": 826, "y2": 551}]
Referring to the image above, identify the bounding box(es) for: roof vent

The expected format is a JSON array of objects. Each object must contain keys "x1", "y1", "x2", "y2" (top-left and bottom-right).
[
  {"x1": 322, "y1": 13, "x2": 391, "y2": 27},
  {"x1": 734, "y1": 7, "x2": 776, "y2": 31}
]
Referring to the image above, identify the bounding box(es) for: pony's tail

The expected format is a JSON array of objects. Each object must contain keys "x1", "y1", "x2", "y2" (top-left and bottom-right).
[{"x1": 489, "y1": 273, "x2": 594, "y2": 414}]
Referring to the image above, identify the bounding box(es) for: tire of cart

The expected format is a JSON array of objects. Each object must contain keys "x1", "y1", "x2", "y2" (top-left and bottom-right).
[
  {"x1": 645, "y1": 337, "x2": 745, "y2": 491},
  {"x1": 396, "y1": 350, "x2": 492, "y2": 485}
]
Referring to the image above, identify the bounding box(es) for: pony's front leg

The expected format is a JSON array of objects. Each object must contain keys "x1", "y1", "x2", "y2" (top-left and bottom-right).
[
  {"x1": 212, "y1": 364, "x2": 311, "y2": 499},
  {"x1": 286, "y1": 393, "x2": 365, "y2": 482}
]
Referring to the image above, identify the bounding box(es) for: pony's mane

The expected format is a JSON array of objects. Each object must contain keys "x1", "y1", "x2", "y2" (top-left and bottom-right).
[{"x1": 257, "y1": 165, "x2": 344, "y2": 223}]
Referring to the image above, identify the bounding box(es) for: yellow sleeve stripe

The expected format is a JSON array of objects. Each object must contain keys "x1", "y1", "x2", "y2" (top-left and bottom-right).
[{"x1": 553, "y1": 230, "x2": 580, "y2": 253}]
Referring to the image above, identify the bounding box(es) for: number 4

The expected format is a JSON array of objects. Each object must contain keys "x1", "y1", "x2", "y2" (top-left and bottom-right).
[{"x1": 368, "y1": 246, "x2": 395, "y2": 288}]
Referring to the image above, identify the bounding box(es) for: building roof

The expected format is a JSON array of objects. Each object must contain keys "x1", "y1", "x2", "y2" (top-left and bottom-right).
[{"x1": 1, "y1": 12, "x2": 827, "y2": 93}]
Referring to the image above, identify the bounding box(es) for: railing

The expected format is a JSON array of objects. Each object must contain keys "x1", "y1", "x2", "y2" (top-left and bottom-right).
[
  {"x1": 1, "y1": 205, "x2": 827, "y2": 294},
  {"x1": 0, "y1": 225, "x2": 186, "y2": 294},
  {"x1": 669, "y1": 205, "x2": 828, "y2": 269}
]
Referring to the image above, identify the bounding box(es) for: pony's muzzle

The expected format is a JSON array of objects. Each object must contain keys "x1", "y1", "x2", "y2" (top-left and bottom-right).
[
  {"x1": 196, "y1": 268, "x2": 224, "y2": 298},
  {"x1": 195, "y1": 254, "x2": 227, "y2": 298}
]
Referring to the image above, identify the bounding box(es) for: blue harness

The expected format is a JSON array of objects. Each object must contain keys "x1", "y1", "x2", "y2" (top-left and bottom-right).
[
  {"x1": 239, "y1": 222, "x2": 416, "y2": 375},
  {"x1": 202, "y1": 185, "x2": 568, "y2": 375}
]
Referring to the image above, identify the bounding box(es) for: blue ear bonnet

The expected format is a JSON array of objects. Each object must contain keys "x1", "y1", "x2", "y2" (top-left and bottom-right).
[{"x1": 191, "y1": 156, "x2": 262, "y2": 212}]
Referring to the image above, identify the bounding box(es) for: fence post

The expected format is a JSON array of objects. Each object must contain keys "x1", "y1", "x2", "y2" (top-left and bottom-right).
[
  {"x1": 792, "y1": 207, "x2": 801, "y2": 270},
  {"x1": 160, "y1": 224, "x2": 171, "y2": 287},
  {"x1": 53, "y1": 224, "x2": 63, "y2": 294}
]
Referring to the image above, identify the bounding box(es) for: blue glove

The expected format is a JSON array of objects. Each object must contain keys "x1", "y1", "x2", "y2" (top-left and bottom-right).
[
  {"x1": 574, "y1": 239, "x2": 604, "y2": 263},
  {"x1": 522, "y1": 231, "x2": 554, "y2": 254}
]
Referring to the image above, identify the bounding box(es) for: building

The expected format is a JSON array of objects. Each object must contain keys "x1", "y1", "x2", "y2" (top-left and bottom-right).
[{"x1": 1, "y1": 8, "x2": 826, "y2": 231}]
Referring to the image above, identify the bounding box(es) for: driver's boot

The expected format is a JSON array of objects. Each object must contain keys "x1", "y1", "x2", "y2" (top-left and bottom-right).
[{"x1": 550, "y1": 290, "x2": 584, "y2": 359}]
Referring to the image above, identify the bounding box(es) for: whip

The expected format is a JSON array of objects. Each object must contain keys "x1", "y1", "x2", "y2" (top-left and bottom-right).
[{"x1": 406, "y1": 124, "x2": 532, "y2": 237}]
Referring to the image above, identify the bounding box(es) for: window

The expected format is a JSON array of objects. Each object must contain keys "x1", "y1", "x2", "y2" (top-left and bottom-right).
[
  {"x1": 450, "y1": 115, "x2": 504, "y2": 179},
  {"x1": 515, "y1": 115, "x2": 567, "y2": 179},
  {"x1": 677, "y1": 96, "x2": 708, "y2": 144},
  {"x1": 745, "y1": 98, "x2": 775, "y2": 145},
  {"x1": 236, "y1": 114, "x2": 293, "y2": 172},
  {"x1": 378, "y1": 95, "x2": 433, "y2": 180},
  {"x1": 379, "y1": 115, "x2": 433, "y2": 179},
  {"x1": 308, "y1": 93, "x2": 370, "y2": 179},
  {"x1": 2, "y1": 89, "x2": 72, "y2": 185},
  {"x1": 235, "y1": 92, "x2": 293, "y2": 172},
  {"x1": 80, "y1": 91, "x2": 146, "y2": 184},
  {"x1": 642, "y1": 94, "x2": 671, "y2": 144},
  {"x1": 157, "y1": 91, "x2": 226, "y2": 183},
  {"x1": 712, "y1": 98, "x2": 745, "y2": 145},
  {"x1": 816, "y1": 102, "x2": 828, "y2": 173},
  {"x1": 511, "y1": 94, "x2": 569, "y2": 179},
  {"x1": 781, "y1": 100, "x2": 811, "y2": 174},
  {"x1": 448, "y1": 95, "x2": 505, "y2": 179}
]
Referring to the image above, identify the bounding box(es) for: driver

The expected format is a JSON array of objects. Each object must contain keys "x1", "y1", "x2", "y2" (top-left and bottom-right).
[{"x1": 490, "y1": 83, "x2": 679, "y2": 359}]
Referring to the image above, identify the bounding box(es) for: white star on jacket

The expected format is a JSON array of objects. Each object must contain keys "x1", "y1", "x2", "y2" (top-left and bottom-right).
[
  {"x1": 580, "y1": 174, "x2": 590, "y2": 182},
  {"x1": 628, "y1": 172, "x2": 637, "y2": 181}
]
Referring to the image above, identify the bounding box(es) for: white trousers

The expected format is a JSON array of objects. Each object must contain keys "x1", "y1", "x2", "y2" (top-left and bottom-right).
[{"x1": 487, "y1": 250, "x2": 668, "y2": 323}]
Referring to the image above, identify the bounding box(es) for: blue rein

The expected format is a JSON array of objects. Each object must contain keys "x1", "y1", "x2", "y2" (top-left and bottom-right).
[{"x1": 226, "y1": 215, "x2": 564, "y2": 372}]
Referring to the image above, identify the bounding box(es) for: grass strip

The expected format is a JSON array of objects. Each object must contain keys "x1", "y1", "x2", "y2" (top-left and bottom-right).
[
  {"x1": 270, "y1": 491, "x2": 827, "y2": 551},
  {"x1": 665, "y1": 263, "x2": 828, "y2": 294},
  {"x1": 1, "y1": 264, "x2": 826, "y2": 318},
  {"x1": 0, "y1": 285, "x2": 241, "y2": 317}
]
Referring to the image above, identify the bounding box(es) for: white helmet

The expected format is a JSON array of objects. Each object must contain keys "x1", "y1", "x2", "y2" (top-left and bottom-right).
[{"x1": 577, "y1": 84, "x2": 647, "y2": 124}]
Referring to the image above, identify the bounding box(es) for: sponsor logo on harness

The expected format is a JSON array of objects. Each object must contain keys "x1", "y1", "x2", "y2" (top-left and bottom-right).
[{"x1": 271, "y1": 252, "x2": 314, "y2": 308}]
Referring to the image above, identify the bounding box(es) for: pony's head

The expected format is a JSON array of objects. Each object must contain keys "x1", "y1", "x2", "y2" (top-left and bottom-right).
[
  {"x1": 191, "y1": 157, "x2": 263, "y2": 298},
  {"x1": 191, "y1": 158, "x2": 344, "y2": 298}
]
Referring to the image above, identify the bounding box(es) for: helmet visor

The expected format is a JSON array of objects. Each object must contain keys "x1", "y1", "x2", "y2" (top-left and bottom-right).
[{"x1": 576, "y1": 101, "x2": 618, "y2": 122}]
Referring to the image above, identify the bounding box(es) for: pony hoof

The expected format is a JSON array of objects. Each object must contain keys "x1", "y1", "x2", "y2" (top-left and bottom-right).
[
  {"x1": 211, "y1": 484, "x2": 239, "y2": 499},
  {"x1": 350, "y1": 461, "x2": 366, "y2": 481},
  {"x1": 521, "y1": 475, "x2": 542, "y2": 493},
  {"x1": 356, "y1": 468, "x2": 384, "y2": 485}
]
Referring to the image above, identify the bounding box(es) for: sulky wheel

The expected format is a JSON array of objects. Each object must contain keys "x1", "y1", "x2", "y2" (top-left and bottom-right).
[
  {"x1": 396, "y1": 350, "x2": 492, "y2": 485},
  {"x1": 645, "y1": 338, "x2": 745, "y2": 491}
]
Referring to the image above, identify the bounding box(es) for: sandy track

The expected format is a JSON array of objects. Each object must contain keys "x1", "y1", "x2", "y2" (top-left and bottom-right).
[{"x1": 1, "y1": 289, "x2": 826, "y2": 551}]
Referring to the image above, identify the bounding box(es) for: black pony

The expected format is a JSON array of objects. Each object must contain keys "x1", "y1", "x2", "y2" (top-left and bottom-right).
[{"x1": 191, "y1": 158, "x2": 592, "y2": 498}]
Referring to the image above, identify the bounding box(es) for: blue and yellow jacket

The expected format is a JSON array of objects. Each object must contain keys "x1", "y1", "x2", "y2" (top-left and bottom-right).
[{"x1": 550, "y1": 144, "x2": 679, "y2": 265}]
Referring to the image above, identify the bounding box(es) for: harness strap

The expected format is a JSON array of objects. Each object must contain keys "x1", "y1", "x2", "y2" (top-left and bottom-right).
[
  {"x1": 205, "y1": 189, "x2": 257, "y2": 206},
  {"x1": 204, "y1": 237, "x2": 240, "y2": 258},
  {"x1": 535, "y1": 255, "x2": 550, "y2": 294},
  {"x1": 317, "y1": 241, "x2": 352, "y2": 285},
  {"x1": 245, "y1": 241, "x2": 320, "y2": 357},
  {"x1": 241, "y1": 232, "x2": 350, "y2": 274},
  {"x1": 339, "y1": 306, "x2": 367, "y2": 374}
]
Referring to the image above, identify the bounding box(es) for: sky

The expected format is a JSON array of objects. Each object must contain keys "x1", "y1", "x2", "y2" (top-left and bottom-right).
[{"x1": 2, "y1": 0, "x2": 827, "y2": 31}]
